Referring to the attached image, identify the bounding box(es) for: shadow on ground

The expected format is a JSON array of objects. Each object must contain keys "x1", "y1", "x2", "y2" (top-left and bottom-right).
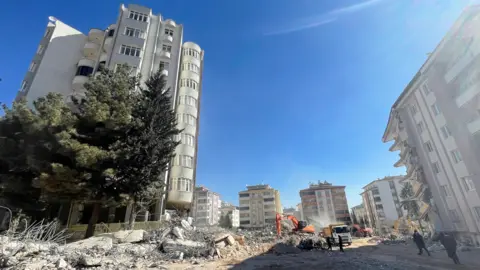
[{"x1": 226, "y1": 240, "x2": 479, "y2": 270}]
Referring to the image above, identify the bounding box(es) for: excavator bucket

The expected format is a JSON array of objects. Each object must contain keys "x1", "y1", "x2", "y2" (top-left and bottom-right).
[{"x1": 301, "y1": 225, "x2": 315, "y2": 234}]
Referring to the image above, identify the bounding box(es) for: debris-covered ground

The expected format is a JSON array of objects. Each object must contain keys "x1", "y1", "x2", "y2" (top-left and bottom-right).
[{"x1": 2, "y1": 217, "x2": 480, "y2": 270}]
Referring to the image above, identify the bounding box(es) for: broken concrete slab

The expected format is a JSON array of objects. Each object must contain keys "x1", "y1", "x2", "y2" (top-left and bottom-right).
[
  {"x1": 172, "y1": 227, "x2": 184, "y2": 240},
  {"x1": 65, "y1": 236, "x2": 113, "y2": 251},
  {"x1": 162, "y1": 239, "x2": 206, "y2": 253},
  {"x1": 181, "y1": 220, "x2": 193, "y2": 231}
]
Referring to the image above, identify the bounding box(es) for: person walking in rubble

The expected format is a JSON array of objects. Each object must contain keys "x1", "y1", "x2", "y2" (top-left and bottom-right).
[
  {"x1": 439, "y1": 232, "x2": 460, "y2": 264},
  {"x1": 326, "y1": 237, "x2": 332, "y2": 250},
  {"x1": 413, "y1": 230, "x2": 430, "y2": 256},
  {"x1": 338, "y1": 236, "x2": 344, "y2": 252}
]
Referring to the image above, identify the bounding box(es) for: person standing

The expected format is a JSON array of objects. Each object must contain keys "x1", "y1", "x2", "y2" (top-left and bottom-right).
[
  {"x1": 413, "y1": 230, "x2": 430, "y2": 256},
  {"x1": 439, "y1": 233, "x2": 460, "y2": 264},
  {"x1": 338, "y1": 235, "x2": 344, "y2": 252}
]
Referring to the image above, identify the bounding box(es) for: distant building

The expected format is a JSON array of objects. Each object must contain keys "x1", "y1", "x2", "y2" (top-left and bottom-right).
[
  {"x1": 360, "y1": 176, "x2": 407, "y2": 233},
  {"x1": 192, "y1": 186, "x2": 221, "y2": 226},
  {"x1": 238, "y1": 184, "x2": 282, "y2": 228},
  {"x1": 220, "y1": 202, "x2": 239, "y2": 228},
  {"x1": 299, "y1": 181, "x2": 351, "y2": 226},
  {"x1": 351, "y1": 204, "x2": 369, "y2": 227},
  {"x1": 283, "y1": 207, "x2": 295, "y2": 215},
  {"x1": 296, "y1": 203, "x2": 304, "y2": 220}
]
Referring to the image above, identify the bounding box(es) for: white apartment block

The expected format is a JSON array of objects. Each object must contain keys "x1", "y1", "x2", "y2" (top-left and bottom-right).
[
  {"x1": 360, "y1": 176, "x2": 407, "y2": 233},
  {"x1": 383, "y1": 6, "x2": 480, "y2": 245},
  {"x1": 238, "y1": 185, "x2": 282, "y2": 228},
  {"x1": 192, "y1": 186, "x2": 221, "y2": 226},
  {"x1": 220, "y1": 202, "x2": 240, "y2": 228},
  {"x1": 299, "y1": 181, "x2": 351, "y2": 225},
  {"x1": 17, "y1": 4, "x2": 204, "y2": 218}
]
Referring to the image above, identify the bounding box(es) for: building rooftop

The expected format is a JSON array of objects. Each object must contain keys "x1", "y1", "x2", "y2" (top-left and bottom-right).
[
  {"x1": 244, "y1": 184, "x2": 272, "y2": 191},
  {"x1": 300, "y1": 181, "x2": 345, "y2": 191},
  {"x1": 361, "y1": 175, "x2": 405, "y2": 190}
]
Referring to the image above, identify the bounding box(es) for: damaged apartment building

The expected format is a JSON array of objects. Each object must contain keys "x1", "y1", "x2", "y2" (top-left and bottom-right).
[{"x1": 15, "y1": 3, "x2": 204, "y2": 229}]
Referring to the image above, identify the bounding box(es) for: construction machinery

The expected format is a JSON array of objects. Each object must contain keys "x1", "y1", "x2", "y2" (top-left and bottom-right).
[
  {"x1": 352, "y1": 224, "x2": 373, "y2": 237},
  {"x1": 321, "y1": 223, "x2": 353, "y2": 246},
  {"x1": 276, "y1": 213, "x2": 315, "y2": 236}
]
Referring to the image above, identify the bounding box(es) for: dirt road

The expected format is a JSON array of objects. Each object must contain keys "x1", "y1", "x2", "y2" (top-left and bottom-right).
[{"x1": 167, "y1": 238, "x2": 480, "y2": 270}]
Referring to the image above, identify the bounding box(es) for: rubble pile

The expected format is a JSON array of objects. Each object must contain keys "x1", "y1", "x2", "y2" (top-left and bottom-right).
[{"x1": 0, "y1": 216, "x2": 272, "y2": 269}]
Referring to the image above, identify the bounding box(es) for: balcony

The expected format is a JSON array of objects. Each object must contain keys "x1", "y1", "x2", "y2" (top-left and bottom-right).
[
  {"x1": 389, "y1": 139, "x2": 401, "y2": 152},
  {"x1": 167, "y1": 190, "x2": 193, "y2": 206},
  {"x1": 457, "y1": 82, "x2": 480, "y2": 109},
  {"x1": 160, "y1": 51, "x2": 171, "y2": 59},
  {"x1": 83, "y1": 42, "x2": 99, "y2": 58},
  {"x1": 78, "y1": 58, "x2": 95, "y2": 68},
  {"x1": 88, "y1": 28, "x2": 104, "y2": 43},
  {"x1": 165, "y1": 19, "x2": 176, "y2": 27},
  {"x1": 163, "y1": 35, "x2": 173, "y2": 43},
  {"x1": 72, "y1": 75, "x2": 88, "y2": 91},
  {"x1": 467, "y1": 117, "x2": 480, "y2": 134},
  {"x1": 445, "y1": 48, "x2": 479, "y2": 83}
]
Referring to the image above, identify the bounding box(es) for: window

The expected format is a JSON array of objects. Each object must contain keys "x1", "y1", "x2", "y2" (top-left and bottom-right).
[
  {"x1": 107, "y1": 29, "x2": 115, "y2": 37},
  {"x1": 417, "y1": 121, "x2": 425, "y2": 133},
  {"x1": 159, "y1": 61, "x2": 169, "y2": 70},
  {"x1": 180, "y1": 79, "x2": 198, "y2": 90},
  {"x1": 171, "y1": 177, "x2": 192, "y2": 192},
  {"x1": 75, "y1": 66, "x2": 94, "y2": 76},
  {"x1": 114, "y1": 64, "x2": 137, "y2": 75},
  {"x1": 175, "y1": 155, "x2": 193, "y2": 168},
  {"x1": 120, "y1": 45, "x2": 141, "y2": 57},
  {"x1": 20, "y1": 81, "x2": 28, "y2": 91},
  {"x1": 183, "y1": 48, "x2": 200, "y2": 58},
  {"x1": 474, "y1": 207, "x2": 480, "y2": 221},
  {"x1": 178, "y1": 95, "x2": 198, "y2": 108},
  {"x1": 410, "y1": 104, "x2": 418, "y2": 114},
  {"x1": 422, "y1": 83, "x2": 431, "y2": 95},
  {"x1": 165, "y1": 29, "x2": 174, "y2": 36},
  {"x1": 263, "y1": 198, "x2": 274, "y2": 202},
  {"x1": 176, "y1": 133, "x2": 195, "y2": 147},
  {"x1": 424, "y1": 141, "x2": 434, "y2": 152},
  {"x1": 177, "y1": 113, "x2": 197, "y2": 126},
  {"x1": 441, "y1": 185, "x2": 452, "y2": 197},
  {"x1": 450, "y1": 150, "x2": 463, "y2": 163},
  {"x1": 373, "y1": 197, "x2": 381, "y2": 202},
  {"x1": 239, "y1": 193, "x2": 249, "y2": 198},
  {"x1": 239, "y1": 207, "x2": 249, "y2": 211},
  {"x1": 431, "y1": 103, "x2": 441, "y2": 116},
  {"x1": 44, "y1": 28, "x2": 52, "y2": 37},
  {"x1": 182, "y1": 62, "x2": 200, "y2": 73},
  {"x1": 432, "y1": 162, "x2": 441, "y2": 174},
  {"x1": 440, "y1": 125, "x2": 452, "y2": 139},
  {"x1": 240, "y1": 220, "x2": 250, "y2": 225},
  {"x1": 162, "y1": 45, "x2": 172, "y2": 52},
  {"x1": 371, "y1": 189, "x2": 379, "y2": 195},
  {"x1": 124, "y1": 27, "x2": 144, "y2": 38},
  {"x1": 29, "y1": 62, "x2": 37, "y2": 72},
  {"x1": 449, "y1": 209, "x2": 460, "y2": 222},
  {"x1": 37, "y1": 45, "x2": 44, "y2": 54},
  {"x1": 462, "y1": 176, "x2": 475, "y2": 191},
  {"x1": 128, "y1": 11, "x2": 148, "y2": 22}
]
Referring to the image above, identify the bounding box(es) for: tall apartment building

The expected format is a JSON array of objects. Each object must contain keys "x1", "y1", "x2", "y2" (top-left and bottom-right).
[
  {"x1": 220, "y1": 202, "x2": 240, "y2": 228},
  {"x1": 360, "y1": 176, "x2": 407, "y2": 233},
  {"x1": 238, "y1": 185, "x2": 282, "y2": 228},
  {"x1": 299, "y1": 181, "x2": 351, "y2": 225},
  {"x1": 17, "y1": 4, "x2": 204, "y2": 218},
  {"x1": 191, "y1": 186, "x2": 221, "y2": 226},
  {"x1": 383, "y1": 6, "x2": 480, "y2": 244}
]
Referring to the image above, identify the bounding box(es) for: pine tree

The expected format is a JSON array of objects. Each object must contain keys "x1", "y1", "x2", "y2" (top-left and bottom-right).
[
  {"x1": 0, "y1": 94, "x2": 78, "y2": 218},
  {"x1": 116, "y1": 70, "x2": 181, "y2": 227}
]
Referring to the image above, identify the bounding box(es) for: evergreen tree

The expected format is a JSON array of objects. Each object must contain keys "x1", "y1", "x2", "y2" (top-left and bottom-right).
[
  {"x1": 116, "y1": 71, "x2": 181, "y2": 227},
  {"x1": 0, "y1": 94, "x2": 77, "y2": 218}
]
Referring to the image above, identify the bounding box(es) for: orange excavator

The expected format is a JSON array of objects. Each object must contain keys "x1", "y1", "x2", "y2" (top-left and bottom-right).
[{"x1": 276, "y1": 213, "x2": 315, "y2": 237}]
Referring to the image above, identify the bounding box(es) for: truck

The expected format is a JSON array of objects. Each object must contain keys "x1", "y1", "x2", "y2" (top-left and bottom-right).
[{"x1": 321, "y1": 223, "x2": 353, "y2": 246}]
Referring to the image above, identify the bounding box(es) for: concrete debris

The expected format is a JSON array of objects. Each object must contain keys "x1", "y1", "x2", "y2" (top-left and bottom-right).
[{"x1": 0, "y1": 213, "x2": 274, "y2": 269}]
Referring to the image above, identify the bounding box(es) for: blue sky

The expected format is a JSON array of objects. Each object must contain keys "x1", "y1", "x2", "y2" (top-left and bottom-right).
[{"x1": 0, "y1": 0, "x2": 475, "y2": 209}]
